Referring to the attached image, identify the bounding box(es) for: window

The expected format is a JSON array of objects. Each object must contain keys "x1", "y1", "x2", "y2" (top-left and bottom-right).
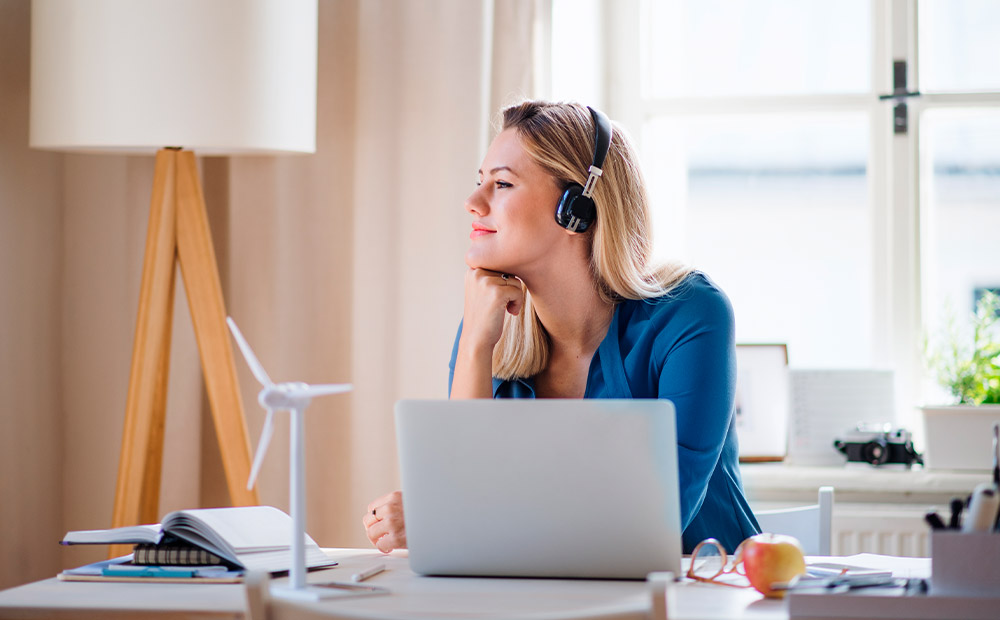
[
  {"x1": 918, "y1": 0, "x2": 1000, "y2": 92},
  {"x1": 917, "y1": 0, "x2": 1000, "y2": 404},
  {"x1": 643, "y1": 113, "x2": 870, "y2": 367},
  {"x1": 642, "y1": 0, "x2": 870, "y2": 97},
  {"x1": 549, "y1": 0, "x2": 1000, "y2": 428}
]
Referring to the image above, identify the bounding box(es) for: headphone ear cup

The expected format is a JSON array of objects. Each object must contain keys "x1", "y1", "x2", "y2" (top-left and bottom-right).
[{"x1": 554, "y1": 184, "x2": 595, "y2": 233}]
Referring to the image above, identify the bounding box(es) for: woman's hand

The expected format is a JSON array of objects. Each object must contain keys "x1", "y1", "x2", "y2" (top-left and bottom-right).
[
  {"x1": 460, "y1": 268, "x2": 525, "y2": 350},
  {"x1": 450, "y1": 268, "x2": 525, "y2": 398},
  {"x1": 363, "y1": 491, "x2": 406, "y2": 553}
]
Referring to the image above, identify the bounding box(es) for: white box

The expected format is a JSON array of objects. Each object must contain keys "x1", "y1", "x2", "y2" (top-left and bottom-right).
[
  {"x1": 920, "y1": 405, "x2": 1000, "y2": 471},
  {"x1": 930, "y1": 531, "x2": 1000, "y2": 597}
]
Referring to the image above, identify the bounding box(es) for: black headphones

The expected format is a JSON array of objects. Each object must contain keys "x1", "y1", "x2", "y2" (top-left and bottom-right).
[{"x1": 554, "y1": 106, "x2": 613, "y2": 233}]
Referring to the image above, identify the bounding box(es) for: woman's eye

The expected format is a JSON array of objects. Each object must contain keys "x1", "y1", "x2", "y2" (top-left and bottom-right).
[{"x1": 495, "y1": 180, "x2": 512, "y2": 189}]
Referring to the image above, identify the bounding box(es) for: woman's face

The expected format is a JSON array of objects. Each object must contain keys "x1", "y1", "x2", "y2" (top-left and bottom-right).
[{"x1": 464, "y1": 128, "x2": 565, "y2": 274}]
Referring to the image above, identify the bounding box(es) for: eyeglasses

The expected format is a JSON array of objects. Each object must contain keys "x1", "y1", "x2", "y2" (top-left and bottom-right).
[{"x1": 686, "y1": 538, "x2": 750, "y2": 588}]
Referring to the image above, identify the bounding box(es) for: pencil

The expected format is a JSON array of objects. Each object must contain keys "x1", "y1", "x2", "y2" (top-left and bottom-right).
[{"x1": 351, "y1": 564, "x2": 386, "y2": 582}]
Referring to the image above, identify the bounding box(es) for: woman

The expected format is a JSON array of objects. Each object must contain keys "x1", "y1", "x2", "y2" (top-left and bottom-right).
[{"x1": 364, "y1": 100, "x2": 759, "y2": 554}]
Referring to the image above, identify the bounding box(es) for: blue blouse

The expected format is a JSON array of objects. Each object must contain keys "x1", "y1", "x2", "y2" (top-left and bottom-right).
[{"x1": 448, "y1": 272, "x2": 760, "y2": 553}]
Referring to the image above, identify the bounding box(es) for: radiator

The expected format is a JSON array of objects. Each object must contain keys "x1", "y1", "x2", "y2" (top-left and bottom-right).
[{"x1": 832, "y1": 505, "x2": 930, "y2": 557}]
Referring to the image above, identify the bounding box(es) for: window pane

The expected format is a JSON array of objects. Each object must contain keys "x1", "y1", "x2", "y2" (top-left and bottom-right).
[
  {"x1": 551, "y1": 0, "x2": 602, "y2": 104},
  {"x1": 642, "y1": 114, "x2": 871, "y2": 367},
  {"x1": 919, "y1": 0, "x2": 1000, "y2": 92},
  {"x1": 921, "y1": 110, "x2": 1000, "y2": 401},
  {"x1": 642, "y1": 0, "x2": 870, "y2": 98}
]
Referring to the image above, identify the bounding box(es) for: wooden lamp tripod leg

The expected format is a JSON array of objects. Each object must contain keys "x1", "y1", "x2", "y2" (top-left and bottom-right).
[
  {"x1": 174, "y1": 151, "x2": 258, "y2": 509},
  {"x1": 112, "y1": 150, "x2": 258, "y2": 549},
  {"x1": 112, "y1": 150, "x2": 179, "y2": 535}
]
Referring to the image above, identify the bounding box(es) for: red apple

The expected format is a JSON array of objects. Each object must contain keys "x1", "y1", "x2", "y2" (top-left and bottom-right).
[{"x1": 740, "y1": 533, "x2": 807, "y2": 598}]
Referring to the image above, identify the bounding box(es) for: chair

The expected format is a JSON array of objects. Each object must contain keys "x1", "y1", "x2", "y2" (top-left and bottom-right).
[{"x1": 754, "y1": 486, "x2": 834, "y2": 555}]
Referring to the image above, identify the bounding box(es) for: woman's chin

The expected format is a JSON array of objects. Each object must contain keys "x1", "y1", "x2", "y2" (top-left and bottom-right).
[
  {"x1": 464, "y1": 251, "x2": 493, "y2": 271},
  {"x1": 465, "y1": 248, "x2": 516, "y2": 274}
]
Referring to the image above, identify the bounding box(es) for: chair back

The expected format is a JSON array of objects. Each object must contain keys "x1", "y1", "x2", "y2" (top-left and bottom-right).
[{"x1": 754, "y1": 486, "x2": 834, "y2": 555}]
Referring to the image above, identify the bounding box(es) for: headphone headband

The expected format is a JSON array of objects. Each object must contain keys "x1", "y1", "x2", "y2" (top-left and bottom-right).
[
  {"x1": 582, "y1": 107, "x2": 612, "y2": 200},
  {"x1": 588, "y1": 106, "x2": 612, "y2": 171},
  {"x1": 554, "y1": 105, "x2": 613, "y2": 233}
]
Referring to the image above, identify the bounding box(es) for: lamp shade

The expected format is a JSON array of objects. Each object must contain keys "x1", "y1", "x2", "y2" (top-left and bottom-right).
[{"x1": 30, "y1": 0, "x2": 318, "y2": 155}]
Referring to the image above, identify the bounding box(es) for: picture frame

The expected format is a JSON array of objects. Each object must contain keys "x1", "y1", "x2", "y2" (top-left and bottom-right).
[{"x1": 734, "y1": 344, "x2": 790, "y2": 462}]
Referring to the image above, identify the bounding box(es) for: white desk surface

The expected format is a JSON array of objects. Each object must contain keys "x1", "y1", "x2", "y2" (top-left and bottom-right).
[{"x1": 0, "y1": 548, "x2": 786, "y2": 620}]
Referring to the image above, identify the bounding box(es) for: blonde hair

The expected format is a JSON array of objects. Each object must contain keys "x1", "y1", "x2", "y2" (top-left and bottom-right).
[{"x1": 492, "y1": 101, "x2": 691, "y2": 380}]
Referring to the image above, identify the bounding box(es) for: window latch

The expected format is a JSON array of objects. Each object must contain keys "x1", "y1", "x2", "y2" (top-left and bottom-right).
[{"x1": 878, "y1": 61, "x2": 921, "y2": 135}]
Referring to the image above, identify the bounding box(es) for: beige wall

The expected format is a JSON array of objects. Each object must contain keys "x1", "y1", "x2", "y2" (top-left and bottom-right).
[
  {"x1": 0, "y1": 0, "x2": 538, "y2": 589},
  {"x1": 0, "y1": 0, "x2": 64, "y2": 589}
]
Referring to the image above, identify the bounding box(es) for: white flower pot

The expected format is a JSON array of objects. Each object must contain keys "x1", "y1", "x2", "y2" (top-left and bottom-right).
[{"x1": 919, "y1": 405, "x2": 1000, "y2": 471}]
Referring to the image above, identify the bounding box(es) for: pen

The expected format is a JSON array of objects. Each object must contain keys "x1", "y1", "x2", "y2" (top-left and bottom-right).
[
  {"x1": 993, "y1": 424, "x2": 1000, "y2": 484},
  {"x1": 924, "y1": 511, "x2": 946, "y2": 531},
  {"x1": 351, "y1": 563, "x2": 386, "y2": 582},
  {"x1": 774, "y1": 574, "x2": 901, "y2": 593},
  {"x1": 948, "y1": 497, "x2": 964, "y2": 529}
]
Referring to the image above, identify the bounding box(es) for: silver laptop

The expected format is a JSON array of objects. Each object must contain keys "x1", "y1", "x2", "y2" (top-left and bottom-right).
[{"x1": 395, "y1": 399, "x2": 682, "y2": 579}]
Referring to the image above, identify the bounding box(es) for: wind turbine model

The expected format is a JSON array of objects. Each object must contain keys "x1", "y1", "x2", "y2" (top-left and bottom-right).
[{"x1": 227, "y1": 317, "x2": 351, "y2": 600}]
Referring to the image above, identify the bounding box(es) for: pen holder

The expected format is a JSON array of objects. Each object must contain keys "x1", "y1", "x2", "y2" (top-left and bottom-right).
[{"x1": 930, "y1": 531, "x2": 1000, "y2": 597}]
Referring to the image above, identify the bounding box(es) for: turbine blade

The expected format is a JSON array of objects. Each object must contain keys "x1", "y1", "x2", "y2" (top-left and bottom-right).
[
  {"x1": 226, "y1": 317, "x2": 273, "y2": 386},
  {"x1": 246, "y1": 409, "x2": 275, "y2": 490},
  {"x1": 296, "y1": 383, "x2": 353, "y2": 399}
]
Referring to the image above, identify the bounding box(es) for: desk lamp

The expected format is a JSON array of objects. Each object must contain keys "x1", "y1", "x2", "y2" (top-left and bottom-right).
[{"x1": 29, "y1": 0, "x2": 318, "y2": 533}]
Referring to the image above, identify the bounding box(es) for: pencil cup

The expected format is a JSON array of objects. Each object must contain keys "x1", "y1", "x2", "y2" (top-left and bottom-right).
[{"x1": 930, "y1": 531, "x2": 1000, "y2": 597}]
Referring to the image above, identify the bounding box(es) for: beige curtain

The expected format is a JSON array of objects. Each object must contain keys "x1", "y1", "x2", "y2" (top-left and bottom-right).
[
  {"x1": 0, "y1": 0, "x2": 547, "y2": 587},
  {"x1": 228, "y1": 0, "x2": 549, "y2": 547}
]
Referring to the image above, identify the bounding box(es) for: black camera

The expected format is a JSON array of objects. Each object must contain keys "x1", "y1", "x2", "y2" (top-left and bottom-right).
[{"x1": 833, "y1": 424, "x2": 923, "y2": 467}]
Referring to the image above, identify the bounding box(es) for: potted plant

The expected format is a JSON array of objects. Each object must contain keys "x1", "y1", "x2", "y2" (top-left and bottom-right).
[{"x1": 920, "y1": 291, "x2": 1000, "y2": 471}]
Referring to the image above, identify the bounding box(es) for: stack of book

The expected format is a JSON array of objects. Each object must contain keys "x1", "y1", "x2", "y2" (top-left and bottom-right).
[{"x1": 58, "y1": 505, "x2": 336, "y2": 582}]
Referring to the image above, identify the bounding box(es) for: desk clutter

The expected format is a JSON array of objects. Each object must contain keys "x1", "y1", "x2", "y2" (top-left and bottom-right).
[
  {"x1": 924, "y1": 435, "x2": 1000, "y2": 598},
  {"x1": 788, "y1": 434, "x2": 1000, "y2": 619},
  {"x1": 59, "y1": 505, "x2": 336, "y2": 577},
  {"x1": 786, "y1": 543, "x2": 1000, "y2": 619}
]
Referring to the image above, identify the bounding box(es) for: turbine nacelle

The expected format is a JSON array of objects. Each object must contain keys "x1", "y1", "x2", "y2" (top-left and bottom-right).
[{"x1": 260, "y1": 383, "x2": 311, "y2": 410}]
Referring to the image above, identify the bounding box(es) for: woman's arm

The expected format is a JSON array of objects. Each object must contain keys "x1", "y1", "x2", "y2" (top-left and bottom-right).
[
  {"x1": 450, "y1": 328, "x2": 495, "y2": 398},
  {"x1": 656, "y1": 285, "x2": 737, "y2": 530},
  {"x1": 449, "y1": 268, "x2": 524, "y2": 399}
]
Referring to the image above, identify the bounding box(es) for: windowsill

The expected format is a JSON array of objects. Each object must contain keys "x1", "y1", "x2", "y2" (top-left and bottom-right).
[{"x1": 740, "y1": 462, "x2": 985, "y2": 505}]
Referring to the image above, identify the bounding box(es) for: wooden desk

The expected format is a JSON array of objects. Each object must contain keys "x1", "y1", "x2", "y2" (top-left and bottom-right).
[{"x1": 0, "y1": 549, "x2": 784, "y2": 620}]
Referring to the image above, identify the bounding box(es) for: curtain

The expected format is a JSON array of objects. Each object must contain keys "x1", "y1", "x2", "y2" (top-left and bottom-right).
[{"x1": 227, "y1": 0, "x2": 548, "y2": 547}]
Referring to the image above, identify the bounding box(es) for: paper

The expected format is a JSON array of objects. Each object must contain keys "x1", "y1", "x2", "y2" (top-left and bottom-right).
[{"x1": 806, "y1": 554, "x2": 931, "y2": 579}]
